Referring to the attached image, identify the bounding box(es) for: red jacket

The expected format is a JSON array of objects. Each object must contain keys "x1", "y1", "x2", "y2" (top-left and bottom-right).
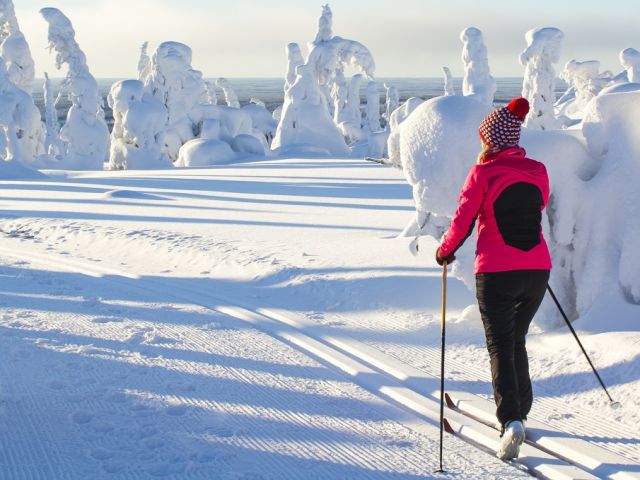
[{"x1": 439, "y1": 147, "x2": 552, "y2": 274}]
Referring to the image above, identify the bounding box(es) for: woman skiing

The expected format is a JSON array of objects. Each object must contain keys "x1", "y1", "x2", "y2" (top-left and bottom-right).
[{"x1": 435, "y1": 97, "x2": 551, "y2": 460}]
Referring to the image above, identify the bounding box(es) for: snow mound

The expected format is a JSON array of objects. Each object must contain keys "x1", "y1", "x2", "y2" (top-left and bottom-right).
[
  {"x1": 175, "y1": 138, "x2": 237, "y2": 167},
  {"x1": 0, "y1": 159, "x2": 46, "y2": 179},
  {"x1": 102, "y1": 190, "x2": 169, "y2": 200}
]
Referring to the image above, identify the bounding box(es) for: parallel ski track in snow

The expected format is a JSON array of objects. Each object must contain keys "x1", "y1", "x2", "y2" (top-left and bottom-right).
[
  {"x1": 353, "y1": 319, "x2": 640, "y2": 465},
  {"x1": 0, "y1": 245, "x2": 635, "y2": 479}
]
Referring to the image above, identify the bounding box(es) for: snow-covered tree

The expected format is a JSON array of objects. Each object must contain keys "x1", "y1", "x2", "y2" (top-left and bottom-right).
[
  {"x1": 144, "y1": 41, "x2": 206, "y2": 161},
  {"x1": 204, "y1": 80, "x2": 218, "y2": 105},
  {"x1": 386, "y1": 96, "x2": 424, "y2": 167},
  {"x1": 556, "y1": 60, "x2": 602, "y2": 122},
  {"x1": 0, "y1": 0, "x2": 35, "y2": 92},
  {"x1": 365, "y1": 80, "x2": 381, "y2": 132},
  {"x1": 272, "y1": 64, "x2": 349, "y2": 156},
  {"x1": 460, "y1": 27, "x2": 495, "y2": 106},
  {"x1": 0, "y1": 56, "x2": 45, "y2": 163},
  {"x1": 40, "y1": 7, "x2": 109, "y2": 169},
  {"x1": 520, "y1": 27, "x2": 564, "y2": 130},
  {"x1": 306, "y1": 4, "x2": 376, "y2": 108},
  {"x1": 108, "y1": 79, "x2": 170, "y2": 170},
  {"x1": 383, "y1": 83, "x2": 399, "y2": 125},
  {"x1": 43, "y1": 72, "x2": 62, "y2": 155},
  {"x1": 620, "y1": 48, "x2": 640, "y2": 83},
  {"x1": 442, "y1": 66, "x2": 455, "y2": 96},
  {"x1": 336, "y1": 73, "x2": 366, "y2": 143},
  {"x1": 216, "y1": 77, "x2": 240, "y2": 108},
  {"x1": 285, "y1": 43, "x2": 304, "y2": 92},
  {"x1": 137, "y1": 41, "x2": 151, "y2": 83}
]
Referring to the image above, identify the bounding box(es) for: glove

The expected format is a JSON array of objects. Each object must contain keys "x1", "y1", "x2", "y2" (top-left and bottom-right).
[{"x1": 436, "y1": 247, "x2": 456, "y2": 266}]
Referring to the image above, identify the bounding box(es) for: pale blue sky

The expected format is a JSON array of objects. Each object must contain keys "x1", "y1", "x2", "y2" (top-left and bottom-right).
[{"x1": 15, "y1": 0, "x2": 639, "y2": 78}]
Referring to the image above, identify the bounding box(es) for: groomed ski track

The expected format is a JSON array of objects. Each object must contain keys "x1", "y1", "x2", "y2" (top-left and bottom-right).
[{"x1": 1, "y1": 245, "x2": 637, "y2": 480}]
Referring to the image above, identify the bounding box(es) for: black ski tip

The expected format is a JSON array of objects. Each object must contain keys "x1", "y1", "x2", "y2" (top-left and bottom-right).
[
  {"x1": 443, "y1": 418, "x2": 454, "y2": 434},
  {"x1": 434, "y1": 468, "x2": 447, "y2": 474}
]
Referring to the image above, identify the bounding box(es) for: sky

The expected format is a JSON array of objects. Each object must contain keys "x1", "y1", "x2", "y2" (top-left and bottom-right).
[{"x1": 13, "y1": 0, "x2": 640, "y2": 79}]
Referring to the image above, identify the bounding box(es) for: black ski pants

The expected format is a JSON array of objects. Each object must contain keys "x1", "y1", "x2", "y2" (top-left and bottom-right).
[{"x1": 475, "y1": 269, "x2": 550, "y2": 428}]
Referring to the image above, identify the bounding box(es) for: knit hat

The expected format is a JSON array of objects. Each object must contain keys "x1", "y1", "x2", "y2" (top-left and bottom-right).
[{"x1": 478, "y1": 98, "x2": 529, "y2": 151}]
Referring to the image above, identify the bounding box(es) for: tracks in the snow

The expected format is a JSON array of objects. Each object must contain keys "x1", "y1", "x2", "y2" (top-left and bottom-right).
[{"x1": 0, "y1": 245, "x2": 637, "y2": 480}]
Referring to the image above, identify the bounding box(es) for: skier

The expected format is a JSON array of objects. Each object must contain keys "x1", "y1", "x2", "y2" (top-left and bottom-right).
[{"x1": 435, "y1": 97, "x2": 551, "y2": 460}]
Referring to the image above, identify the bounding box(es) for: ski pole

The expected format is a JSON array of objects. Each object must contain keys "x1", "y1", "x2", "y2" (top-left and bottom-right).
[
  {"x1": 546, "y1": 285, "x2": 617, "y2": 405},
  {"x1": 436, "y1": 260, "x2": 447, "y2": 473}
]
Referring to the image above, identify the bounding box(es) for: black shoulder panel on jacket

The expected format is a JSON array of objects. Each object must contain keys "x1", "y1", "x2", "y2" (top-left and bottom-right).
[{"x1": 493, "y1": 182, "x2": 543, "y2": 251}]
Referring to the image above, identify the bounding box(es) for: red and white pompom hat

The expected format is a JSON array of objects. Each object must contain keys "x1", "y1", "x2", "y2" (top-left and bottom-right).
[{"x1": 478, "y1": 97, "x2": 530, "y2": 151}]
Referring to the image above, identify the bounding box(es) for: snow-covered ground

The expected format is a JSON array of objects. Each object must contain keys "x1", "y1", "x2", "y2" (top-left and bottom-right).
[{"x1": 0, "y1": 158, "x2": 638, "y2": 478}]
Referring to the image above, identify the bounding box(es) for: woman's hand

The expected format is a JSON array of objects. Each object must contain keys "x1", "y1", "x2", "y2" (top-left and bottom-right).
[{"x1": 436, "y1": 247, "x2": 456, "y2": 266}]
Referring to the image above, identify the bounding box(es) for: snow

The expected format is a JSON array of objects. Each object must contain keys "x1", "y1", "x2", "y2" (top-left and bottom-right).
[
  {"x1": 272, "y1": 64, "x2": 349, "y2": 157},
  {"x1": 0, "y1": 158, "x2": 638, "y2": 479},
  {"x1": 284, "y1": 43, "x2": 304, "y2": 92},
  {"x1": 0, "y1": 56, "x2": 45, "y2": 164},
  {"x1": 40, "y1": 7, "x2": 109, "y2": 170},
  {"x1": 107, "y1": 79, "x2": 171, "y2": 170},
  {"x1": 216, "y1": 77, "x2": 240, "y2": 109},
  {"x1": 144, "y1": 41, "x2": 206, "y2": 162},
  {"x1": 0, "y1": 155, "x2": 46, "y2": 178},
  {"x1": 442, "y1": 66, "x2": 455, "y2": 96},
  {"x1": 460, "y1": 27, "x2": 496, "y2": 106},
  {"x1": 386, "y1": 96, "x2": 424, "y2": 168},
  {"x1": 365, "y1": 81, "x2": 381, "y2": 132},
  {"x1": 0, "y1": 7, "x2": 638, "y2": 478},
  {"x1": 520, "y1": 27, "x2": 564, "y2": 130},
  {"x1": 620, "y1": 47, "x2": 640, "y2": 83},
  {"x1": 383, "y1": 82, "x2": 399, "y2": 124},
  {"x1": 556, "y1": 59, "x2": 603, "y2": 123},
  {"x1": 0, "y1": 0, "x2": 35, "y2": 92}
]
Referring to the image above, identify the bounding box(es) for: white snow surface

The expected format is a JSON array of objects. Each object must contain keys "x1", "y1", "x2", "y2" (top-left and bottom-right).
[{"x1": 0, "y1": 158, "x2": 638, "y2": 479}]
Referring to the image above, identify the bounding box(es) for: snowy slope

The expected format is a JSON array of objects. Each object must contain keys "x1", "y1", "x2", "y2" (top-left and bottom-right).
[{"x1": 0, "y1": 158, "x2": 638, "y2": 478}]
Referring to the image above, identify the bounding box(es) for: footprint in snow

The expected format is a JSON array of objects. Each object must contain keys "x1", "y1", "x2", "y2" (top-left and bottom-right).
[
  {"x1": 71, "y1": 411, "x2": 93, "y2": 424},
  {"x1": 143, "y1": 437, "x2": 165, "y2": 449},
  {"x1": 91, "y1": 317, "x2": 120, "y2": 324},
  {"x1": 90, "y1": 448, "x2": 115, "y2": 460},
  {"x1": 47, "y1": 379, "x2": 66, "y2": 390},
  {"x1": 166, "y1": 405, "x2": 188, "y2": 416}
]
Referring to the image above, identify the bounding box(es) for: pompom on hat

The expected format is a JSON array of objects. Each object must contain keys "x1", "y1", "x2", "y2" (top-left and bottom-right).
[{"x1": 479, "y1": 97, "x2": 529, "y2": 151}]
